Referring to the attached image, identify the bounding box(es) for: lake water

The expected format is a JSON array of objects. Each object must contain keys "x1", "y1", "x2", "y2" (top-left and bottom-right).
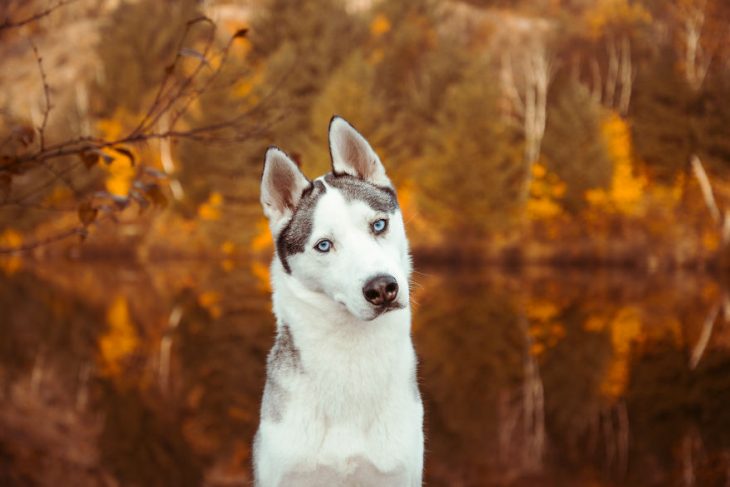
[{"x1": 1, "y1": 260, "x2": 729, "y2": 486}]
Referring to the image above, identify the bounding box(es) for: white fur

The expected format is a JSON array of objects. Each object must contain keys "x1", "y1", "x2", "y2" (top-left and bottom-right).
[{"x1": 254, "y1": 117, "x2": 424, "y2": 486}]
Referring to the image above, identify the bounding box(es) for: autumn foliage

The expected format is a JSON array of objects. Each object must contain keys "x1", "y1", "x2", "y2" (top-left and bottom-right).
[{"x1": 0, "y1": 0, "x2": 729, "y2": 268}]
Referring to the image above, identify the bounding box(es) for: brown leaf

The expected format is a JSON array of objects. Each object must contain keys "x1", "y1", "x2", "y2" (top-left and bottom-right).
[
  {"x1": 146, "y1": 184, "x2": 167, "y2": 208},
  {"x1": 78, "y1": 201, "x2": 98, "y2": 226},
  {"x1": 111, "y1": 146, "x2": 136, "y2": 166},
  {"x1": 79, "y1": 150, "x2": 99, "y2": 169},
  {"x1": 0, "y1": 173, "x2": 11, "y2": 201},
  {"x1": 13, "y1": 125, "x2": 35, "y2": 147},
  {"x1": 233, "y1": 28, "x2": 249, "y2": 39}
]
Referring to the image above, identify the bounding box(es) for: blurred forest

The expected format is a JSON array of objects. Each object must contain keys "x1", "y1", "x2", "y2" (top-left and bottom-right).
[
  {"x1": 3, "y1": 1, "x2": 730, "y2": 486},
  {"x1": 1, "y1": 0, "x2": 730, "y2": 267}
]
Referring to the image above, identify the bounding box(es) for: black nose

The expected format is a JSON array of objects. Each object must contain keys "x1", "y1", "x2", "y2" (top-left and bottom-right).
[{"x1": 362, "y1": 275, "x2": 399, "y2": 306}]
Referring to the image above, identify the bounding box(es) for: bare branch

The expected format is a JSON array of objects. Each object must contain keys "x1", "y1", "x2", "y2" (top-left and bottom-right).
[
  {"x1": 0, "y1": 225, "x2": 85, "y2": 254},
  {"x1": 689, "y1": 300, "x2": 720, "y2": 369},
  {"x1": 29, "y1": 39, "x2": 52, "y2": 151},
  {"x1": 691, "y1": 155, "x2": 722, "y2": 225},
  {"x1": 0, "y1": 16, "x2": 267, "y2": 253},
  {"x1": 130, "y1": 15, "x2": 216, "y2": 137},
  {"x1": 0, "y1": 0, "x2": 76, "y2": 31}
]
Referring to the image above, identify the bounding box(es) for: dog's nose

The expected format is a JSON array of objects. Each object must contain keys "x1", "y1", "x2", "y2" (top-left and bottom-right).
[{"x1": 362, "y1": 275, "x2": 399, "y2": 306}]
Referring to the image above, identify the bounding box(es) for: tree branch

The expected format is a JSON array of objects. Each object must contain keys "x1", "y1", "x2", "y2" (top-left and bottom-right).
[
  {"x1": 0, "y1": 225, "x2": 85, "y2": 254},
  {"x1": 0, "y1": 0, "x2": 76, "y2": 32},
  {"x1": 691, "y1": 155, "x2": 721, "y2": 225}
]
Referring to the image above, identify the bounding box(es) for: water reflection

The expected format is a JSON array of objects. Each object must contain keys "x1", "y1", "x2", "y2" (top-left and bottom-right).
[{"x1": 0, "y1": 262, "x2": 729, "y2": 486}]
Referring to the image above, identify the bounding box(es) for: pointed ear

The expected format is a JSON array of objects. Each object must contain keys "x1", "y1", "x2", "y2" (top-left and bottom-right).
[
  {"x1": 261, "y1": 147, "x2": 310, "y2": 234},
  {"x1": 328, "y1": 116, "x2": 391, "y2": 187}
]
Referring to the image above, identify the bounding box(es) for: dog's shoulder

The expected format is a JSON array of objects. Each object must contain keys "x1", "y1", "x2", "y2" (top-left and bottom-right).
[{"x1": 261, "y1": 323, "x2": 302, "y2": 422}]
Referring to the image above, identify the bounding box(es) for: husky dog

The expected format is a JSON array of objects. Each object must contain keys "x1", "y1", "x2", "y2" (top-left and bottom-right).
[{"x1": 253, "y1": 117, "x2": 424, "y2": 486}]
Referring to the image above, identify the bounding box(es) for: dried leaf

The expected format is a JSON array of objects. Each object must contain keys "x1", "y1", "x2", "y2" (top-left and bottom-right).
[
  {"x1": 146, "y1": 183, "x2": 167, "y2": 208},
  {"x1": 88, "y1": 148, "x2": 114, "y2": 165},
  {"x1": 12, "y1": 125, "x2": 35, "y2": 147},
  {"x1": 79, "y1": 150, "x2": 99, "y2": 169},
  {"x1": 112, "y1": 146, "x2": 136, "y2": 166},
  {"x1": 78, "y1": 201, "x2": 98, "y2": 226}
]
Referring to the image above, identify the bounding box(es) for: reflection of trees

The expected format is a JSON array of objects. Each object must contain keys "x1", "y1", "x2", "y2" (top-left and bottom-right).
[
  {"x1": 628, "y1": 342, "x2": 730, "y2": 486},
  {"x1": 540, "y1": 303, "x2": 614, "y2": 466},
  {"x1": 4, "y1": 262, "x2": 730, "y2": 485},
  {"x1": 171, "y1": 279, "x2": 272, "y2": 480},
  {"x1": 0, "y1": 263, "x2": 275, "y2": 484},
  {"x1": 0, "y1": 271, "x2": 106, "y2": 484},
  {"x1": 97, "y1": 381, "x2": 203, "y2": 486},
  {"x1": 415, "y1": 271, "x2": 536, "y2": 483},
  {"x1": 417, "y1": 267, "x2": 730, "y2": 485}
]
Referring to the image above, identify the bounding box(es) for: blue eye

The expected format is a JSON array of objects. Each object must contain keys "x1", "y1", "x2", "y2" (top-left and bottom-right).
[
  {"x1": 315, "y1": 239, "x2": 332, "y2": 252},
  {"x1": 372, "y1": 218, "x2": 388, "y2": 234}
]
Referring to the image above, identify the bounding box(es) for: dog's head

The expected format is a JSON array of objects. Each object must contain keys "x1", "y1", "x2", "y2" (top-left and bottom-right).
[{"x1": 260, "y1": 116, "x2": 411, "y2": 321}]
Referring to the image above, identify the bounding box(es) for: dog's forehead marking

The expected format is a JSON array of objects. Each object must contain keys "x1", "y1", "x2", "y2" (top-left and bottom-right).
[
  {"x1": 276, "y1": 180, "x2": 327, "y2": 273},
  {"x1": 323, "y1": 173, "x2": 398, "y2": 213},
  {"x1": 276, "y1": 174, "x2": 398, "y2": 274}
]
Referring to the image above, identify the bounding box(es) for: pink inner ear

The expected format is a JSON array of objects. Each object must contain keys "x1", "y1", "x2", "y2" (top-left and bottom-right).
[
  {"x1": 272, "y1": 165, "x2": 297, "y2": 211},
  {"x1": 341, "y1": 135, "x2": 372, "y2": 179}
]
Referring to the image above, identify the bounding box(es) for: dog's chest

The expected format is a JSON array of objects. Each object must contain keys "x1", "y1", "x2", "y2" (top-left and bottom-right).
[
  {"x1": 297, "y1": 329, "x2": 410, "y2": 422},
  {"x1": 278, "y1": 326, "x2": 419, "y2": 460}
]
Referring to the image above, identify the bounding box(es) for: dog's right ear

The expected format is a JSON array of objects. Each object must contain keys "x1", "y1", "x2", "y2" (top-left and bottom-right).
[
  {"x1": 261, "y1": 147, "x2": 310, "y2": 234},
  {"x1": 329, "y1": 116, "x2": 392, "y2": 188}
]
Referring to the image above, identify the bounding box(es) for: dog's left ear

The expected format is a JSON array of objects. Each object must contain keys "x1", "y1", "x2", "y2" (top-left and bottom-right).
[
  {"x1": 329, "y1": 116, "x2": 391, "y2": 187},
  {"x1": 261, "y1": 147, "x2": 311, "y2": 235}
]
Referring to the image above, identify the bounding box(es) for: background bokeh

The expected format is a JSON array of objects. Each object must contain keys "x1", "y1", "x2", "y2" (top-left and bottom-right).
[{"x1": 1, "y1": 0, "x2": 730, "y2": 485}]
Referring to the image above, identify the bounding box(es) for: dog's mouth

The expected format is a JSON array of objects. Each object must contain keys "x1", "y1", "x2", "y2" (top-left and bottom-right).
[
  {"x1": 334, "y1": 298, "x2": 405, "y2": 321},
  {"x1": 369, "y1": 301, "x2": 405, "y2": 320}
]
